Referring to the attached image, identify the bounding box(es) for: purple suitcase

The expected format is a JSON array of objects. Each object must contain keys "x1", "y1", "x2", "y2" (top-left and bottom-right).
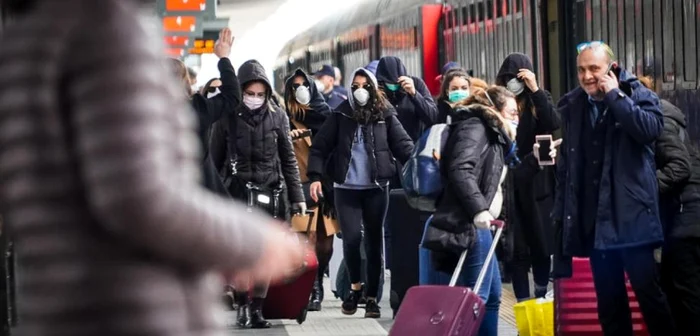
[{"x1": 388, "y1": 220, "x2": 505, "y2": 336}]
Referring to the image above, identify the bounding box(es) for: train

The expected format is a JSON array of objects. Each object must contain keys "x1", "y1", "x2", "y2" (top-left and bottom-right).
[{"x1": 273, "y1": 0, "x2": 700, "y2": 142}]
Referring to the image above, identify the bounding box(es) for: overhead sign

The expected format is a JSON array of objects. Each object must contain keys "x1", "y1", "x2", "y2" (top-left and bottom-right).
[
  {"x1": 188, "y1": 39, "x2": 216, "y2": 55},
  {"x1": 165, "y1": 47, "x2": 186, "y2": 58},
  {"x1": 162, "y1": 16, "x2": 203, "y2": 36},
  {"x1": 157, "y1": 0, "x2": 217, "y2": 18},
  {"x1": 164, "y1": 35, "x2": 192, "y2": 47}
]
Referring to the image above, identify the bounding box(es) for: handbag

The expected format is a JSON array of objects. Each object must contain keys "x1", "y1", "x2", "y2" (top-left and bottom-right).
[{"x1": 290, "y1": 119, "x2": 312, "y2": 184}]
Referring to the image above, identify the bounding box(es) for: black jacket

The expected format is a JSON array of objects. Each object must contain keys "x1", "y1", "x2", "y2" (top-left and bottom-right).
[
  {"x1": 283, "y1": 68, "x2": 332, "y2": 136},
  {"x1": 192, "y1": 57, "x2": 240, "y2": 196},
  {"x1": 210, "y1": 61, "x2": 304, "y2": 204},
  {"x1": 307, "y1": 100, "x2": 414, "y2": 186},
  {"x1": 427, "y1": 104, "x2": 516, "y2": 272},
  {"x1": 655, "y1": 99, "x2": 700, "y2": 238},
  {"x1": 496, "y1": 53, "x2": 560, "y2": 258},
  {"x1": 376, "y1": 56, "x2": 439, "y2": 141}
]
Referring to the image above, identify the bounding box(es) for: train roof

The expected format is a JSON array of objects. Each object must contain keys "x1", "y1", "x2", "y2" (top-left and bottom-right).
[{"x1": 276, "y1": 0, "x2": 435, "y2": 64}]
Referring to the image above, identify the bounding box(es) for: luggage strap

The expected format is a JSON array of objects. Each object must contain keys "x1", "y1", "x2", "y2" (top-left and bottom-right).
[{"x1": 449, "y1": 220, "x2": 505, "y2": 295}]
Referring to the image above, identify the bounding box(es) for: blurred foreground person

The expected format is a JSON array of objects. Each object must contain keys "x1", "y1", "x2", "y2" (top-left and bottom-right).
[{"x1": 0, "y1": 1, "x2": 305, "y2": 335}]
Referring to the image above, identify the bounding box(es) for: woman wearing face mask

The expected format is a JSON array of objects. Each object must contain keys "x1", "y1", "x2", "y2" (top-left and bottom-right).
[
  {"x1": 435, "y1": 69, "x2": 471, "y2": 123},
  {"x1": 495, "y1": 53, "x2": 560, "y2": 300},
  {"x1": 200, "y1": 77, "x2": 222, "y2": 98},
  {"x1": 283, "y1": 69, "x2": 336, "y2": 312},
  {"x1": 209, "y1": 59, "x2": 305, "y2": 329},
  {"x1": 169, "y1": 28, "x2": 241, "y2": 197},
  {"x1": 423, "y1": 86, "x2": 559, "y2": 336},
  {"x1": 307, "y1": 68, "x2": 414, "y2": 319}
]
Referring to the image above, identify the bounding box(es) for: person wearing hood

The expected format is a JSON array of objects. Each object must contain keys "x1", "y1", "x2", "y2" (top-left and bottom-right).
[
  {"x1": 307, "y1": 67, "x2": 414, "y2": 319},
  {"x1": 209, "y1": 59, "x2": 306, "y2": 329},
  {"x1": 423, "y1": 86, "x2": 560, "y2": 336},
  {"x1": 375, "y1": 56, "x2": 439, "y2": 141},
  {"x1": 283, "y1": 68, "x2": 338, "y2": 312},
  {"x1": 639, "y1": 76, "x2": 700, "y2": 334},
  {"x1": 313, "y1": 64, "x2": 347, "y2": 109},
  {"x1": 553, "y1": 42, "x2": 675, "y2": 335},
  {"x1": 495, "y1": 52, "x2": 559, "y2": 301},
  {"x1": 365, "y1": 60, "x2": 380, "y2": 75}
]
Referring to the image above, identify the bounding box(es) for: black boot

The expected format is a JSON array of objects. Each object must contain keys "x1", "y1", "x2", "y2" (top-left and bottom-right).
[
  {"x1": 234, "y1": 291, "x2": 249, "y2": 328},
  {"x1": 249, "y1": 298, "x2": 271, "y2": 329},
  {"x1": 308, "y1": 272, "x2": 323, "y2": 311}
]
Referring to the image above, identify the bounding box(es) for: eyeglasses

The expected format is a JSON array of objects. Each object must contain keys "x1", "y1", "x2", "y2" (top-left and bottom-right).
[
  {"x1": 206, "y1": 85, "x2": 220, "y2": 93},
  {"x1": 576, "y1": 41, "x2": 615, "y2": 58},
  {"x1": 351, "y1": 83, "x2": 372, "y2": 91},
  {"x1": 292, "y1": 83, "x2": 308, "y2": 90}
]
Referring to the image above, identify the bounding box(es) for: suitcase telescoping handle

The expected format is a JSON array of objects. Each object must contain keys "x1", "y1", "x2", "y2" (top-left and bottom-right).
[{"x1": 448, "y1": 220, "x2": 505, "y2": 294}]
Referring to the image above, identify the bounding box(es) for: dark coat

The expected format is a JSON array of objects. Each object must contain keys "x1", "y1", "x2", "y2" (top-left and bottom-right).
[
  {"x1": 307, "y1": 100, "x2": 414, "y2": 186},
  {"x1": 209, "y1": 61, "x2": 304, "y2": 206},
  {"x1": 426, "y1": 104, "x2": 517, "y2": 272},
  {"x1": 553, "y1": 70, "x2": 664, "y2": 267},
  {"x1": 191, "y1": 57, "x2": 241, "y2": 196},
  {"x1": 376, "y1": 56, "x2": 439, "y2": 141},
  {"x1": 655, "y1": 99, "x2": 700, "y2": 238},
  {"x1": 496, "y1": 53, "x2": 560, "y2": 259},
  {"x1": 284, "y1": 68, "x2": 332, "y2": 136}
]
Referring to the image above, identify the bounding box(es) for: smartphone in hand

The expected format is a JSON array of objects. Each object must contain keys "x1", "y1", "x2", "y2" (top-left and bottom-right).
[{"x1": 535, "y1": 134, "x2": 555, "y2": 166}]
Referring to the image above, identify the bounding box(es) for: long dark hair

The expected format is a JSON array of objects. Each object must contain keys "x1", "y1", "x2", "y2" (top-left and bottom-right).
[
  {"x1": 351, "y1": 71, "x2": 388, "y2": 124},
  {"x1": 437, "y1": 69, "x2": 471, "y2": 102}
]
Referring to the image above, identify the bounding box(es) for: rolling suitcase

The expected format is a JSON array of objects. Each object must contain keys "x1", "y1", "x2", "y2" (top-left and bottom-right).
[
  {"x1": 387, "y1": 188, "x2": 431, "y2": 317},
  {"x1": 261, "y1": 210, "x2": 318, "y2": 325},
  {"x1": 389, "y1": 220, "x2": 505, "y2": 336},
  {"x1": 554, "y1": 257, "x2": 649, "y2": 335}
]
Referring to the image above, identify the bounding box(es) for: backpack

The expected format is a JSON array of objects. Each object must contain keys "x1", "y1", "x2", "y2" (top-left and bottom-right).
[{"x1": 401, "y1": 123, "x2": 451, "y2": 212}]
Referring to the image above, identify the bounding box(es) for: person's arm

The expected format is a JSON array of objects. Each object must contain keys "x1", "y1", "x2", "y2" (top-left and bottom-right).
[
  {"x1": 66, "y1": 2, "x2": 272, "y2": 270},
  {"x1": 202, "y1": 57, "x2": 241, "y2": 123},
  {"x1": 446, "y1": 120, "x2": 490, "y2": 219},
  {"x1": 531, "y1": 89, "x2": 561, "y2": 133},
  {"x1": 605, "y1": 86, "x2": 663, "y2": 145},
  {"x1": 656, "y1": 119, "x2": 691, "y2": 194},
  {"x1": 408, "y1": 77, "x2": 440, "y2": 126},
  {"x1": 386, "y1": 107, "x2": 415, "y2": 164},
  {"x1": 307, "y1": 113, "x2": 340, "y2": 182},
  {"x1": 276, "y1": 111, "x2": 305, "y2": 203},
  {"x1": 209, "y1": 117, "x2": 228, "y2": 173}
]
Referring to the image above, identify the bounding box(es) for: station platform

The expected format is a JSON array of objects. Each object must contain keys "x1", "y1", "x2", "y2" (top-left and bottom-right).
[{"x1": 227, "y1": 273, "x2": 520, "y2": 336}]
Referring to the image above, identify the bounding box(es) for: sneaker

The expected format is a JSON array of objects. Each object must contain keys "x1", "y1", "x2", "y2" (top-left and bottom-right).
[
  {"x1": 534, "y1": 285, "x2": 548, "y2": 298},
  {"x1": 341, "y1": 289, "x2": 362, "y2": 315},
  {"x1": 364, "y1": 299, "x2": 381, "y2": 318}
]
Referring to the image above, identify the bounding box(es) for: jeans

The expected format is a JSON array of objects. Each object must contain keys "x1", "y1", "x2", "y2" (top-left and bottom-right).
[
  {"x1": 420, "y1": 220, "x2": 501, "y2": 336},
  {"x1": 334, "y1": 187, "x2": 389, "y2": 297}
]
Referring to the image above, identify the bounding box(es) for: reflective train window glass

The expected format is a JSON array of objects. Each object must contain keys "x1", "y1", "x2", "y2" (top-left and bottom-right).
[
  {"x1": 662, "y1": 0, "x2": 675, "y2": 82},
  {"x1": 682, "y1": 0, "x2": 696, "y2": 82}
]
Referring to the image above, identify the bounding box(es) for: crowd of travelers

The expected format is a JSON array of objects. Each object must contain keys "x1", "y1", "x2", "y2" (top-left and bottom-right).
[{"x1": 0, "y1": 1, "x2": 698, "y2": 335}]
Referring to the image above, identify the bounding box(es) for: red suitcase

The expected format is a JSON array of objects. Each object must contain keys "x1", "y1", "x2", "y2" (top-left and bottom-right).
[
  {"x1": 389, "y1": 220, "x2": 505, "y2": 336},
  {"x1": 262, "y1": 210, "x2": 318, "y2": 324},
  {"x1": 554, "y1": 257, "x2": 649, "y2": 335}
]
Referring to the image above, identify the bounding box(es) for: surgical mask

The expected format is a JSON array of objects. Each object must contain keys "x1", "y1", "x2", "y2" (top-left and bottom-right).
[
  {"x1": 294, "y1": 86, "x2": 311, "y2": 105},
  {"x1": 243, "y1": 95, "x2": 265, "y2": 110},
  {"x1": 385, "y1": 83, "x2": 400, "y2": 92},
  {"x1": 448, "y1": 89, "x2": 470, "y2": 103},
  {"x1": 207, "y1": 88, "x2": 221, "y2": 99},
  {"x1": 353, "y1": 88, "x2": 370, "y2": 106},
  {"x1": 314, "y1": 79, "x2": 326, "y2": 92},
  {"x1": 506, "y1": 78, "x2": 525, "y2": 96},
  {"x1": 508, "y1": 120, "x2": 519, "y2": 135}
]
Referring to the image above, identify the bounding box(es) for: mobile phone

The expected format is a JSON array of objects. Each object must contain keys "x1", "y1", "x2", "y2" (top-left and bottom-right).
[
  {"x1": 535, "y1": 134, "x2": 555, "y2": 166},
  {"x1": 292, "y1": 129, "x2": 312, "y2": 140},
  {"x1": 604, "y1": 62, "x2": 615, "y2": 75}
]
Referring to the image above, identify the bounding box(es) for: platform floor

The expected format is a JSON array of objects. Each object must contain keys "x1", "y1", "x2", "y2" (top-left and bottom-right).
[{"x1": 226, "y1": 274, "x2": 520, "y2": 335}]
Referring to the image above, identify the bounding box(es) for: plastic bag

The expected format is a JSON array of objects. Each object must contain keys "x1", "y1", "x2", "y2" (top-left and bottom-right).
[{"x1": 513, "y1": 297, "x2": 554, "y2": 336}]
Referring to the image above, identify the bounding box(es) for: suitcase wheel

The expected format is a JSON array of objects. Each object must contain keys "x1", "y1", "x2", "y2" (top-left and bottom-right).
[{"x1": 296, "y1": 308, "x2": 308, "y2": 325}]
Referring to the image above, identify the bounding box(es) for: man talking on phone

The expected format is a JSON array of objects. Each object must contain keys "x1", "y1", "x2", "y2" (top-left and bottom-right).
[{"x1": 553, "y1": 41, "x2": 675, "y2": 335}]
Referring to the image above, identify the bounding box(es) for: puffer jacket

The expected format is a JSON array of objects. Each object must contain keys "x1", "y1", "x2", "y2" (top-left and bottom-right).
[
  {"x1": 426, "y1": 103, "x2": 517, "y2": 273},
  {"x1": 210, "y1": 60, "x2": 304, "y2": 204}
]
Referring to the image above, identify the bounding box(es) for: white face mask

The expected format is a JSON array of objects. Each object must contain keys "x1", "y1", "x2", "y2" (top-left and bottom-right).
[
  {"x1": 508, "y1": 120, "x2": 519, "y2": 136},
  {"x1": 206, "y1": 88, "x2": 221, "y2": 99},
  {"x1": 506, "y1": 78, "x2": 525, "y2": 96},
  {"x1": 243, "y1": 95, "x2": 265, "y2": 110},
  {"x1": 295, "y1": 86, "x2": 311, "y2": 105},
  {"x1": 353, "y1": 88, "x2": 370, "y2": 106},
  {"x1": 314, "y1": 79, "x2": 326, "y2": 93}
]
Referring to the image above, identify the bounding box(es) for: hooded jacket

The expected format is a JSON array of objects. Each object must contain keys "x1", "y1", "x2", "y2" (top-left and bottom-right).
[
  {"x1": 375, "y1": 56, "x2": 439, "y2": 141},
  {"x1": 283, "y1": 68, "x2": 332, "y2": 136},
  {"x1": 210, "y1": 60, "x2": 304, "y2": 205},
  {"x1": 307, "y1": 68, "x2": 414, "y2": 186}
]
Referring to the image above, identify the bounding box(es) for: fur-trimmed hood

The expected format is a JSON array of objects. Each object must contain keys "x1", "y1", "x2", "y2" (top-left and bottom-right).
[{"x1": 452, "y1": 103, "x2": 516, "y2": 141}]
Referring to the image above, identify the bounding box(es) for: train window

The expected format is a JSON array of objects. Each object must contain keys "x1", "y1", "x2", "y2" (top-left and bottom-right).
[
  {"x1": 624, "y1": 0, "x2": 635, "y2": 73},
  {"x1": 590, "y1": 0, "x2": 601, "y2": 40},
  {"x1": 682, "y1": 0, "x2": 696, "y2": 82},
  {"x1": 634, "y1": 0, "x2": 643, "y2": 76},
  {"x1": 662, "y1": 0, "x2": 674, "y2": 83},
  {"x1": 607, "y1": 0, "x2": 618, "y2": 60}
]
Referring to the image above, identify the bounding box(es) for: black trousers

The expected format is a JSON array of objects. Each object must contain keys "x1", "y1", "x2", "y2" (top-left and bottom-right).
[
  {"x1": 335, "y1": 187, "x2": 389, "y2": 298},
  {"x1": 589, "y1": 247, "x2": 675, "y2": 336},
  {"x1": 661, "y1": 237, "x2": 700, "y2": 336}
]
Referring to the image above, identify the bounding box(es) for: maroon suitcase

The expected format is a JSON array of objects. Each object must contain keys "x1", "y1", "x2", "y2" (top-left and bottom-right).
[{"x1": 389, "y1": 220, "x2": 504, "y2": 336}]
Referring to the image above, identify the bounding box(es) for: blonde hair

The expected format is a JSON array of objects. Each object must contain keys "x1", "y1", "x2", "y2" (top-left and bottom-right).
[
  {"x1": 169, "y1": 58, "x2": 192, "y2": 96},
  {"x1": 454, "y1": 85, "x2": 516, "y2": 139}
]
